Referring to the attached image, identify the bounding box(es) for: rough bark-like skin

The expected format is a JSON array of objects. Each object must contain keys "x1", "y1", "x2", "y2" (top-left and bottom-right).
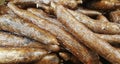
[
  {"x1": 27, "y1": 8, "x2": 103, "y2": 64},
  {"x1": 36, "y1": 0, "x2": 82, "y2": 9},
  {"x1": 0, "y1": 32, "x2": 60, "y2": 52},
  {"x1": 0, "y1": 47, "x2": 48, "y2": 64},
  {"x1": 68, "y1": 9, "x2": 120, "y2": 35},
  {"x1": 56, "y1": 5, "x2": 120, "y2": 64},
  {"x1": 12, "y1": 0, "x2": 82, "y2": 9},
  {"x1": 0, "y1": 31, "x2": 41, "y2": 47},
  {"x1": 95, "y1": 34, "x2": 120, "y2": 44},
  {"x1": 8, "y1": 2, "x2": 101, "y2": 64},
  {"x1": 0, "y1": 5, "x2": 15, "y2": 16},
  {"x1": 27, "y1": 8, "x2": 64, "y2": 28},
  {"x1": 0, "y1": 14, "x2": 58, "y2": 45},
  {"x1": 67, "y1": 9, "x2": 120, "y2": 44},
  {"x1": 35, "y1": 54, "x2": 59, "y2": 64},
  {"x1": 27, "y1": 8, "x2": 120, "y2": 44},
  {"x1": 110, "y1": 10, "x2": 120, "y2": 23}
]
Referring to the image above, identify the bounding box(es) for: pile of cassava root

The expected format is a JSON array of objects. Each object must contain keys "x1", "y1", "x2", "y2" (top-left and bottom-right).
[{"x1": 0, "y1": 0, "x2": 120, "y2": 64}]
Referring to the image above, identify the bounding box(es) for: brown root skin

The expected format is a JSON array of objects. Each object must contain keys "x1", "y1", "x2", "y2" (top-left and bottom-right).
[
  {"x1": 68, "y1": 8, "x2": 120, "y2": 44},
  {"x1": 96, "y1": 14, "x2": 109, "y2": 22},
  {"x1": 27, "y1": 8, "x2": 69, "y2": 32},
  {"x1": 110, "y1": 10, "x2": 120, "y2": 23},
  {"x1": 76, "y1": 7, "x2": 102, "y2": 16},
  {"x1": 26, "y1": 7, "x2": 120, "y2": 63},
  {"x1": 55, "y1": 5, "x2": 120, "y2": 63},
  {"x1": 0, "y1": 31, "x2": 60, "y2": 52},
  {"x1": 0, "y1": 31, "x2": 42, "y2": 47},
  {"x1": 95, "y1": 34, "x2": 120, "y2": 44},
  {"x1": 35, "y1": 54, "x2": 59, "y2": 64},
  {"x1": 67, "y1": 8, "x2": 120, "y2": 35},
  {"x1": 27, "y1": 8, "x2": 64, "y2": 28},
  {"x1": 88, "y1": 0, "x2": 120, "y2": 10},
  {"x1": 12, "y1": 0, "x2": 82, "y2": 9},
  {"x1": 0, "y1": 5, "x2": 9, "y2": 15},
  {"x1": 59, "y1": 52, "x2": 71, "y2": 61},
  {"x1": 59, "y1": 52, "x2": 83, "y2": 64},
  {"x1": 0, "y1": 14, "x2": 59, "y2": 45},
  {"x1": 8, "y1": 2, "x2": 101, "y2": 64},
  {"x1": 36, "y1": 0, "x2": 82, "y2": 9},
  {"x1": 28, "y1": 7, "x2": 120, "y2": 47},
  {"x1": 0, "y1": 47, "x2": 48, "y2": 64},
  {"x1": 28, "y1": 7, "x2": 120, "y2": 44},
  {"x1": 0, "y1": 5, "x2": 16, "y2": 16}
]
